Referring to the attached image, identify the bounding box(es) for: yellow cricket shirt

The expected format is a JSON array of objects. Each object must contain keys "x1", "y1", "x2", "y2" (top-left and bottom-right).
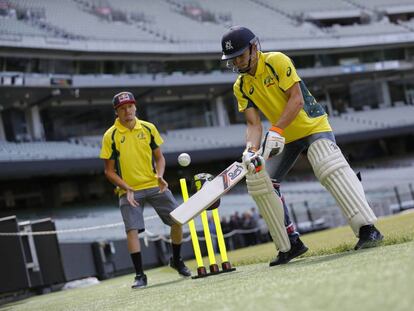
[
  {"x1": 100, "y1": 117, "x2": 164, "y2": 195},
  {"x1": 234, "y1": 51, "x2": 332, "y2": 143}
]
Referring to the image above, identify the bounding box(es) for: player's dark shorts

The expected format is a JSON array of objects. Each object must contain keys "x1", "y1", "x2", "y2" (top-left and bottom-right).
[
  {"x1": 272, "y1": 131, "x2": 335, "y2": 181},
  {"x1": 119, "y1": 187, "x2": 178, "y2": 233}
]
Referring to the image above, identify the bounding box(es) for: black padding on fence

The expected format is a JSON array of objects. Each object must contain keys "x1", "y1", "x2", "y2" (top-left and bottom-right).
[{"x1": 0, "y1": 216, "x2": 30, "y2": 294}]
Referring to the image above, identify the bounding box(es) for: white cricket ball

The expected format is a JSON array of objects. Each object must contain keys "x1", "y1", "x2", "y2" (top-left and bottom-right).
[{"x1": 178, "y1": 153, "x2": 191, "y2": 167}]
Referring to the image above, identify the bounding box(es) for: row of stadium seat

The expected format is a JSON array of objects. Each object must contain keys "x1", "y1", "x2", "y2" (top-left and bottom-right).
[
  {"x1": 0, "y1": 17, "x2": 49, "y2": 37},
  {"x1": 352, "y1": 0, "x2": 414, "y2": 11},
  {"x1": 1, "y1": 105, "x2": 413, "y2": 161},
  {"x1": 330, "y1": 19, "x2": 409, "y2": 37},
  {"x1": 0, "y1": 141, "x2": 98, "y2": 161},
  {"x1": 1, "y1": 0, "x2": 413, "y2": 44},
  {"x1": 339, "y1": 105, "x2": 414, "y2": 128}
]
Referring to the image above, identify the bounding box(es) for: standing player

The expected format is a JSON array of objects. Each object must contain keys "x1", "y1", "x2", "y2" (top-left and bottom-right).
[
  {"x1": 220, "y1": 26, "x2": 383, "y2": 265},
  {"x1": 100, "y1": 91, "x2": 191, "y2": 289}
]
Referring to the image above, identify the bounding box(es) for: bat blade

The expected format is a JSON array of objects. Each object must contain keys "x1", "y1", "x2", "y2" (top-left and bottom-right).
[{"x1": 170, "y1": 161, "x2": 247, "y2": 225}]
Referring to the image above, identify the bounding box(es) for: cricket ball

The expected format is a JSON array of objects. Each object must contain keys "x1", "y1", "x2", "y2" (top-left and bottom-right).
[{"x1": 178, "y1": 153, "x2": 191, "y2": 167}]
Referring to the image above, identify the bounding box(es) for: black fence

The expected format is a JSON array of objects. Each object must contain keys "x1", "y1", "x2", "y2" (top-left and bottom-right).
[{"x1": 0, "y1": 215, "x2": 255, "y2": 299}]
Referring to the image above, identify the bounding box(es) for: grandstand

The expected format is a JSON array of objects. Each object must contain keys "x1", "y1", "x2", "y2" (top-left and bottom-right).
[
  {"x1": 0, "y1": 104, "x2": 413, "y2": 161},
  {"x1": 0, "y1": 0, "x2": 413, "y2": 51},
  {"x1": 352, "y1": 0, "x2": 414, "y2": 12},
  {"x1": 0, "y1": 0, "x2": 414, "y2": 209},
  {"x1": 268, "y1": 0, "x2": 357, "y2": 15},
  {"x1": 1, "y1": 3, "x2": 414, "y2": 302},
  {"x1": 0, "y1": 17, "x2": 49, "y2": 37},
  {"x1": 0, "y1": 141, "x2": 98, "y2": 161}
]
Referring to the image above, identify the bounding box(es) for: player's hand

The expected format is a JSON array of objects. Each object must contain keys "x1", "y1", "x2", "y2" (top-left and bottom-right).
[
  {"x1": 262, "y1": 126, "x2": 285, "y2": 160},
  {"x1": 126, "y1": 188, "x2": 139, "y2": 208},
  {"x1": 242, "y1": 146, "x2": 257, "y2": 167},
  {"x1": 158, "y1": 176, "x2": 168, "y2": 193},
  {"x1": 242, "y1": 147, "x2": 263, "y2": 173}
]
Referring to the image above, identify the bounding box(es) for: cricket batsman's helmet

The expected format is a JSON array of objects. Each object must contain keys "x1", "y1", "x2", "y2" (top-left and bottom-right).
[
  {"x1": 192, "y1": 173, "x2": 221, "y2": 210},
  {"x1": 112, "y1": 91, "x2": 136, "y2": 109},
  {"x1": 221, "y1": 26, "x2": 257, "y2": 60}
]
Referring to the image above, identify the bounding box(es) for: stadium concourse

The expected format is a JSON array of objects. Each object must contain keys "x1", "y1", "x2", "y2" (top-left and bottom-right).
[{"x1": 0, "y1": 0, "x2": 414, "y2": 301}]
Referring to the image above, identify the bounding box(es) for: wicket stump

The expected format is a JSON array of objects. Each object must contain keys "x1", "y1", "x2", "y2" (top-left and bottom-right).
[{"x1": 179, "y1": 178, "x2": 236, "y2": 278}]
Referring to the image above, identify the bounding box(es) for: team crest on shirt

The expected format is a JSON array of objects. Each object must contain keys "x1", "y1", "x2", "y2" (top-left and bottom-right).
[
  {"x1": 225, "y1": 40, "x2": 233, "y2": 51},
  {"x1": 264, "y1": 75, "x2": 275, "y2": 87},
  {"x1": 137, "y1": 132, "x2": 145, "y2": 140},
  {"x1": 249, "y1": 86, "x2": 254, "y2": 95},
  {"x1": 120, "y1": 136, "x2": 125, "y2": 143}
]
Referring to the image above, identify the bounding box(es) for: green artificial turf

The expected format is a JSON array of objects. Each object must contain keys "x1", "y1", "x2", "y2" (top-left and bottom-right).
[{"x1": 3, "y1": 212, "x2": 414, "y2": 311}]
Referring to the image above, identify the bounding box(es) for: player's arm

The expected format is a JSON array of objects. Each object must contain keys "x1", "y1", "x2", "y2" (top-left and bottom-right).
[
  {"x1": 153, "y1": 147, "x2": 168, "y2": 192},
  {"x1": 262, "y1": 81, "x2": 303, "y2": 160},
  {"x1": 103, "y1": 159, "x2": 139, "y2": 207},
  {"x1": 274, "y1": 82, "x2": 304, "y2": 130},
  {"x1": 242, "y1": 107, "x2": 263, "y2": 171},
  {"x1": 244, "y1": 107, "x2": 262, "y2": 150}
]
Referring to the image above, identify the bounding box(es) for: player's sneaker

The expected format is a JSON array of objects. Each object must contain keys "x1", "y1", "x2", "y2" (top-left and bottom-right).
[
  {"x1": 269, "y1": 238, "x2": 308, "y2": 266},
  {"x1": 354, "y1": 225, "x2": 383, "y2": 250},
  {"x1": 131, "y1": 273, "x2": 147, "y2": 289},
  {"x1": 169, "y1": 257, "x2": 191, "y2": 277}
]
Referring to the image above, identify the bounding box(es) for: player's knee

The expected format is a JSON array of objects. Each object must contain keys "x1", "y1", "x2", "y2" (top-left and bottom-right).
[{"x1": 307, "y1": 139, "x2": 348, "y2": 182}]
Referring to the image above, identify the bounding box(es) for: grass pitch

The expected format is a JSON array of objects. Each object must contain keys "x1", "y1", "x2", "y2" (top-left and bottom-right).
[{"x1": 2, "y1": 212, "x2": 414, "y2": 311}]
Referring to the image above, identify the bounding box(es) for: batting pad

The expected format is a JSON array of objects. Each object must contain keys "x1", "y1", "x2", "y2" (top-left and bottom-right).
[
  {"x1": 307, "y1": 139, "x2": 376, "y2": 236},
  {"x1": 246, "y1": 170, "x2": 291, "y2": 252}
]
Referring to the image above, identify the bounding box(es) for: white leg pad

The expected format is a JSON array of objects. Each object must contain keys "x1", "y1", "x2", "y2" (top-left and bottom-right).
[
  {"x1": 307, "y1": 139, "x2": 377, "y2": 236},
  {"x1": 246, "y1": 169, "x2": 291, "y2": 252}
]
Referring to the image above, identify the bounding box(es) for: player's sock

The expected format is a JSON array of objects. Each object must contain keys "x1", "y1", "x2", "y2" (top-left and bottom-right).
[
  {"x1": 273, "y1": 180, "x2": 300, "y2": 242},
  {"x1": 286, "y1": 223, "x2": 300, "y2": 243},
  {"x1": 130, "y1": 252, "x2": 143, "y2": 275},
  {"x1": 172, "y1": 243, "x2": 182, "y2": 262}
]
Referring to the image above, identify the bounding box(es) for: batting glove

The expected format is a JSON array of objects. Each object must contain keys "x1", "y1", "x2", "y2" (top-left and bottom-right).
[
  {"x1": 242, "y1": 147, "x2": 264, "y2": 173},
  {"x1": 262, "y1": 126, "x2": 285, "y2": 160}
]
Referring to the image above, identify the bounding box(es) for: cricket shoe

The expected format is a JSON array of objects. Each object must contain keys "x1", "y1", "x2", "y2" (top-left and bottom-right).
[
  {"x1": 354, "y1": 225, "x2": 384, "y2": 250},
  {"x1": 269, "y1": 238, "x2": 308, "y2": 266},
  {"x1": 169, "y1": 257, "x2": 192, "y2": 277},
  {"x1": 131, "y1": 273, "x2": 147, "y2": 289}
]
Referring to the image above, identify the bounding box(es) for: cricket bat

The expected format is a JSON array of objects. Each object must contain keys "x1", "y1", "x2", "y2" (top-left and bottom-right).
[{"x1": 170, "y1": 161, "x2": 247, "y2": 225}]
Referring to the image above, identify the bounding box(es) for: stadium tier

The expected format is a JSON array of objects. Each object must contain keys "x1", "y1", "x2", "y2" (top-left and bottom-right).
[
  {"x1": 0, "y1": 0, "x2": 414, "y2": 52},
  {"x1": 0, "y1": 0, "x2": 413, "y2": 207},
  {"x1": 0, "y1": 105, "x2": 413, "y2": 162},
  {"x1": 351, "y1": 0, "x2": 414, "y2": 11},
  {"x1": 268, "y1": 0, "x2": 356, "y2": 14},
  {"x1": 0, "y1": 141, "x2": 98, "y2": 161},
  {"x1": 1, "y1": 2, "x2": 414, "y2": 304}
]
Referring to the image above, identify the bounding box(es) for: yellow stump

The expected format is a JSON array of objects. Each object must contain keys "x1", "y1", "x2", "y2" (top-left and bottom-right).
[
  {"x1": 200, "y1": 210, "x2": 219, "y2": 273},
  {"x1": 212, "y1": 208, "x2": 228, "y2": 263},
  {"x1": 179, "y1": 178, "x2": 204, "y2": 270}
]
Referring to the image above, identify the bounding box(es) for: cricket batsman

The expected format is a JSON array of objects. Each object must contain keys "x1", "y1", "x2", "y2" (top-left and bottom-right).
[{"x1": 220, "y1": 26, "x2": 383, "y2": 266}]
